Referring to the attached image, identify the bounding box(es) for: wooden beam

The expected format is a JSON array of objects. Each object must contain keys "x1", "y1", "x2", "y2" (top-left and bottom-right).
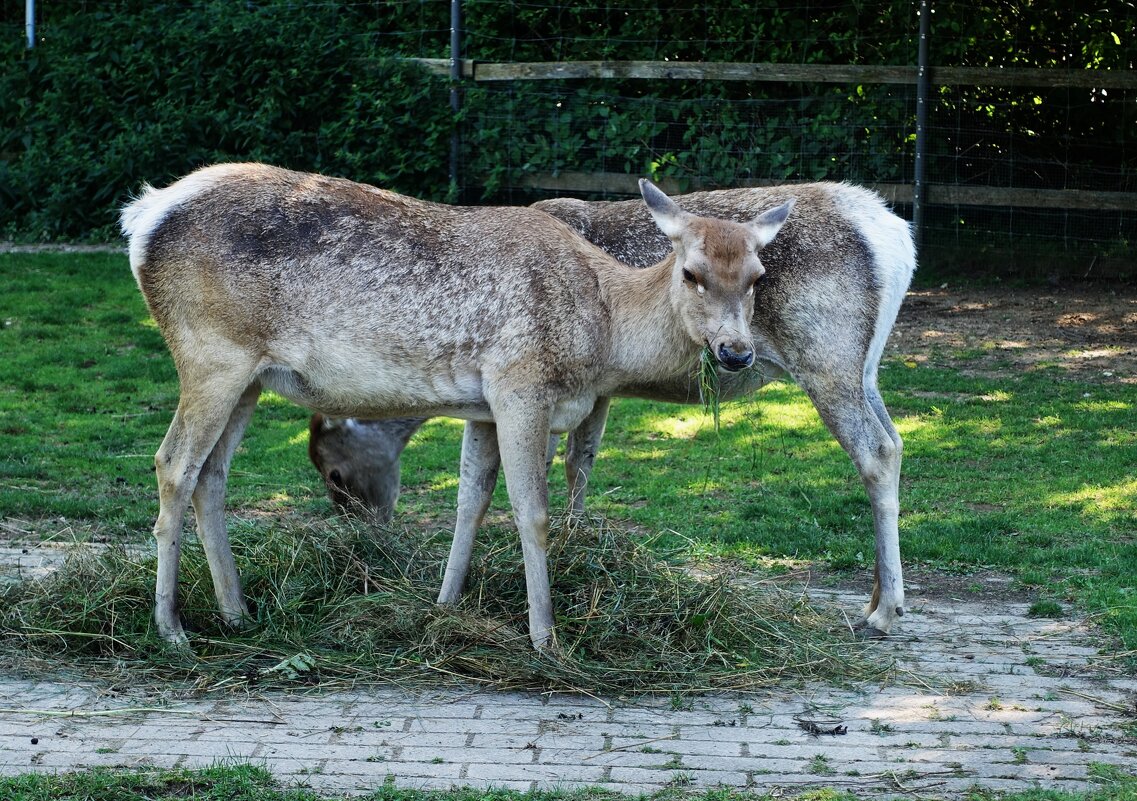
[
  {"x1": 931, "y1": 66, "x2": 1137, "y2": 90},
  {"x1": 405, "y1": 58, "x2": 1137, "y2": 89},
  {"x1": 925, "y1": 185, "x2": 1137, "y2": 211},
  {"x1": 475, "y1": 60, "x2": 918, "y2": 84},
  {"x1": 516, "y1": 172, "x2": 1137, "y2": 210},
  {"x1": 409, "y1": 57, "x2": 475, "y2": 78}
]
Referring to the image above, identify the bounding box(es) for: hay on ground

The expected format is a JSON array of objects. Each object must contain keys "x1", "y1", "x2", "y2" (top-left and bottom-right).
[{"x1": 0, "y1": 515, "x2": 875, "y2": 695}]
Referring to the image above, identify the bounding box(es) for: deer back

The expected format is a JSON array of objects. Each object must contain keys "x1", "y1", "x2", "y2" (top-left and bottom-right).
[{"x1": 123, "y1": 164, "x2": 618, "y2": 418}]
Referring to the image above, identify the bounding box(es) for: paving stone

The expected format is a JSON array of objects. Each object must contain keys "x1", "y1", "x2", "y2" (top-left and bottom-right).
[
  {"x1": 476, "y1": 733, "x2": 603, "y2": 751},
  {"x1": 596, "y1": 722, "x2": 678, "y2": 740},
  {"x1": 404, "y1": 717, "x2": 543, "y2": 736},
  {"x1": 2, "y1": 550, "x2": 1135, "y2": 798},
  {"x1": 371, "y1": 732, "x2": 471, "y2": 749},
  {"x1": 608, "y1": 764, "x2": 747, "y2": 786},
  {"x1": 464, "y1": 761, "x2": 608, "y2": 784}
]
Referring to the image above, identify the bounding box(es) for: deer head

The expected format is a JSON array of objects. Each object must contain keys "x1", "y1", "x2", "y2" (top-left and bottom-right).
[{"x1": 640, "y1": 179, "x2": 793, "y2": 371}]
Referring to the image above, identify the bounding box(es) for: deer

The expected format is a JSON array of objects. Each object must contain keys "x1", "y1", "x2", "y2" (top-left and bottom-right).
[
  {"x1": 119, "y1": 162, "x2": 793, "y2": 651},
  {"x1": 308, "y1": 183, "x2": 916, "y2": 637}
]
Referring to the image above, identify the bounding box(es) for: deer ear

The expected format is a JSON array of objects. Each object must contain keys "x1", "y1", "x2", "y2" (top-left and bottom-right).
[
  {"x1": 749, "y1": 199, "x2": 795, "y2": 249},
  {"x1": 639, "y1": 179, "x2": 689, "y2": 240}
]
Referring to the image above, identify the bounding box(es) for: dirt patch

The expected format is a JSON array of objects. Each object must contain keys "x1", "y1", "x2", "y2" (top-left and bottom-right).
[{"x1": 891, "y1": 283, "x2": 1137, "y2": 382}]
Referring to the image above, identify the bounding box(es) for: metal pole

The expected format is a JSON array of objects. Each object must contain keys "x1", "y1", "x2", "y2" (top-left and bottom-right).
[
  {"x1": 449, "y1": 0, "x2": 462, "y2": 201},
  {"x1": 912, "y1": 0, "x2": 931, "y2": 247},
  {"x1": 26, "y1": 0, "x2": 35, "y2": 48}
]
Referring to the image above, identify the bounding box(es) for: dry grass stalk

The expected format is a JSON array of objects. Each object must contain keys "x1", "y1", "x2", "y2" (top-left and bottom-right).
[{"x1": 0, "y1": 515, "x2": 874, "y2": 695}]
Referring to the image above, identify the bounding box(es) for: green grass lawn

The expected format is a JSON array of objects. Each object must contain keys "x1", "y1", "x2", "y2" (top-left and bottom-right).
[
  {"x1": 1, "y1": 251, "x2": 1135, "y2": 654},
  {"x1": 2, "y1": 763, "x2": 1135, "y2": 801}
]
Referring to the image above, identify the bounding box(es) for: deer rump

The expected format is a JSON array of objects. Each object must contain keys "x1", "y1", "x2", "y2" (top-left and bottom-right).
[{"x1": 310, "y1": 183, "x2": 917, "y2": 638}]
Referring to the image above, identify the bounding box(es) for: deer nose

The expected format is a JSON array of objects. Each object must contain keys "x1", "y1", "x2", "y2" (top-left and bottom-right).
[{"x1": 717, "y1": 342, "x2": 754, "y2": 372}]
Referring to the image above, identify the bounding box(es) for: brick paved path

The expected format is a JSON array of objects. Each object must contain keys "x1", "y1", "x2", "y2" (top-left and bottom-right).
[{"x1": 1, "y1": 544, "x2": 1135, "y2": 797}]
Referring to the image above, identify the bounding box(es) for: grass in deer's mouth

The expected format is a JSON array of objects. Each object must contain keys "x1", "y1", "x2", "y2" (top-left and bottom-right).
[
  {"x1": 696, "y1": 345, "x2": 722, "y2": 431},
  {"x1": 0, "y1": 514, "x2": 872, "y2": 695}
]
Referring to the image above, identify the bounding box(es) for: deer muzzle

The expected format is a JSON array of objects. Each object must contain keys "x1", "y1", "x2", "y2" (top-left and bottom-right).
[{"x1": 715, "y1": 340, "x2": 755, "y2": 372}]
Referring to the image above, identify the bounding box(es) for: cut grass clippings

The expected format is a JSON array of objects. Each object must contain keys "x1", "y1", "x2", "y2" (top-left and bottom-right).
[
  {"x1": 697, "y1": 344, "x2": 722, "y2": 432},
  {"x1": 0, "y1": 514, "x2": 873, "y2": 696}
]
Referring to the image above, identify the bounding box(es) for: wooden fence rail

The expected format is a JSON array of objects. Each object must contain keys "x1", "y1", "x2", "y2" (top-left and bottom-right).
[
  {"x1": 411, "y1": 58, "x2": 1137, "y2": 89},
  {"x1": 404, "y1": 58, "x2": 1135, "y2": 211},
  {"x1": 515, "y1": 173, "x2": 1137, "y2": 211}
]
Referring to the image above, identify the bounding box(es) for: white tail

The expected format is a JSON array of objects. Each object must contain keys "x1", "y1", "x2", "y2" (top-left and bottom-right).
[
  {"x1": 121, "y1": 163, "x2": 792, "y2": 650},
  {"x1": 309, "y1": 182, "x2": 915, "y2": 637}
]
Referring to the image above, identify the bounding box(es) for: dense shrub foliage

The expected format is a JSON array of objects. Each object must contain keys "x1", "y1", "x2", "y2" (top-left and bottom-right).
[
  {"x1": 1, "y1": 1, "x2": 1133, "y2": 242},
  {"x1": 0, "y1": 2, "x2": 453, "y2": 240}
]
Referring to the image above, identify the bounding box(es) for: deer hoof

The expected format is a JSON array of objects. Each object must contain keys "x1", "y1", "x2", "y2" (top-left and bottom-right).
[
  {"x1": 854, "y1": 624, "x2": 890, "y2": 641},
  {"x1": 219, "y1": 606, "x2": 252, "y2": 630},
  {"x1": 160, "y1": 629, "x2": 191, "y2": 650}
]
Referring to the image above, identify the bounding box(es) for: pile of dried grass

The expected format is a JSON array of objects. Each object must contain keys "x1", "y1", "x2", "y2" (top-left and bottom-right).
[{"x1": 0, "y1": 515, "x2": 874, "y2": 695}]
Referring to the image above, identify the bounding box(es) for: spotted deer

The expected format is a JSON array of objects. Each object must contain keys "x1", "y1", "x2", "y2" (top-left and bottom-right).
[
  {"x1": 120, "y1": 163, "x2": 793, "y2": 650},
  {"x1": 310, "y1": 183, "x2": 915, "y2": 637}
]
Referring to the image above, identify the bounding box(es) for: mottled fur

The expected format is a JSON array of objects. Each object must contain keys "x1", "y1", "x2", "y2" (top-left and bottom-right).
[
  {"x1": 310, "y1": 182, "x2": 915, "y2": 637},
  {"x1": 121, "y1": 163, "x2": 791, "y2": 650}
]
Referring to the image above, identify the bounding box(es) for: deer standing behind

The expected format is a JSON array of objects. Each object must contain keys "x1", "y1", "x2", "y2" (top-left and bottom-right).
[
  {"x1": 120, "y1": 163, "x2": 792, "y2": 650},
  {"x1": 310, "y1": 183, "x2": 915, "y2": 637}
]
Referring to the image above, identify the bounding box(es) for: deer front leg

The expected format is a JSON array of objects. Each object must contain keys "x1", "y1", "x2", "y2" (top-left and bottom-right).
[
  {"x1": 491, "y1": 398, "x2": 557, "y2": 651},
  {"x1": 565, "y1": 397, "x2": 611, "y2": 519},
  {"x1": 438, "y1": 421, "x2": 501, "y2": 605}
]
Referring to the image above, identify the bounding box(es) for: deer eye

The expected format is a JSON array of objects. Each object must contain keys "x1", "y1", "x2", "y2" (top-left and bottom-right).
[{"x1": 682, "y1": 268, "x2": 696, "y2": 284}]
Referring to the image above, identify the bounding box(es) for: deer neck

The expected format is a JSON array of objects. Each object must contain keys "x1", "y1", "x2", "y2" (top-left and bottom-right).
[{"x1": 596, "y1": 254, "x2": 699, "y2": 385}]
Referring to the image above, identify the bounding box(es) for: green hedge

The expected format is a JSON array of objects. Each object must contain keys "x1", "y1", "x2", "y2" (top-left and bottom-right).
[
  {"x1": 2, "y1": 1, "x2": 1133, "y2": 243},
  {"x1": 1, "y1": 3, "x2": 453, "y2": 240},
  {"x1": 1, "y1": 1, "x2": 923, "y2": 241}
]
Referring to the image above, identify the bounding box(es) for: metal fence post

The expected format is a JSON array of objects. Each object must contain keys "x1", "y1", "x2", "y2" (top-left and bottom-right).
[
  {"x1": 26, "y1": 0, "x2": 35, "y2": 48},
  {"x1": 912, "y1": 0, "x2": 931, "y2": 248},
  {"x1": 449, "y1": 0, "x2": 462, "y2": 201}
]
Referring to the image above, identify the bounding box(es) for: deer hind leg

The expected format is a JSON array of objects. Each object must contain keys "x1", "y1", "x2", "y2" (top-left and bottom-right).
[
  {"x1": 152, "y1": 361, "x2": 259, "y2": 644},
  {"x1": 190, "y1": 382, "x2": 262, "y2": 628},
  {"x1": 490, "y1": 395, "x2": 557, "y2": 650},
  {"x1": 859, "y1": 383, "x2": 904, "y2": 633},
  {"x1": 564, "y1": 397, "x2": 611, "y2": 519},
  {"x1": 798, "y1": 373, "x2": 903, "y2": 638},
  {"x1": 438, "y1": 421, "x2": 501, "y2": 605}
]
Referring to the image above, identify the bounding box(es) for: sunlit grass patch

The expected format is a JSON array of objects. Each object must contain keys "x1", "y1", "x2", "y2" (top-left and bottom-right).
[
  {"x1": 0, "y1": 760, "x2": 1134, "y2": 801},
  {"x1": 1048, "y1": 479, "x2": 1137, "y2": 524}
]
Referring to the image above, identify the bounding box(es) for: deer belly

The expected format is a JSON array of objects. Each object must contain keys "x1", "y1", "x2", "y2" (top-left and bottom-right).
[
  {"x1": 258, "y1": 360, "x2": 489, "y2": 419},
  {"x1": 550, "y1": 394, "x2": 599, "y2": 434}
]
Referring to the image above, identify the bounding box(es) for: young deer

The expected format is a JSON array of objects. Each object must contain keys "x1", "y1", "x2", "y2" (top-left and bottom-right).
[
  {"x1": 310, "y1": 183, "x2": 915, "y2": 637},
  {"x1": 120, "y1": 163, "x2": 792, "y2": 650}
]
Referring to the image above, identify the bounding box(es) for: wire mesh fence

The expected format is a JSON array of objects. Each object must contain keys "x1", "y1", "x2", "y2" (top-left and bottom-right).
[
  {"x1": 6, "y1": 0, "x2": 1135, "y2": 278},
  {"x1": 437, "y1": 1, "x2": 1136, "y2": 279}
]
